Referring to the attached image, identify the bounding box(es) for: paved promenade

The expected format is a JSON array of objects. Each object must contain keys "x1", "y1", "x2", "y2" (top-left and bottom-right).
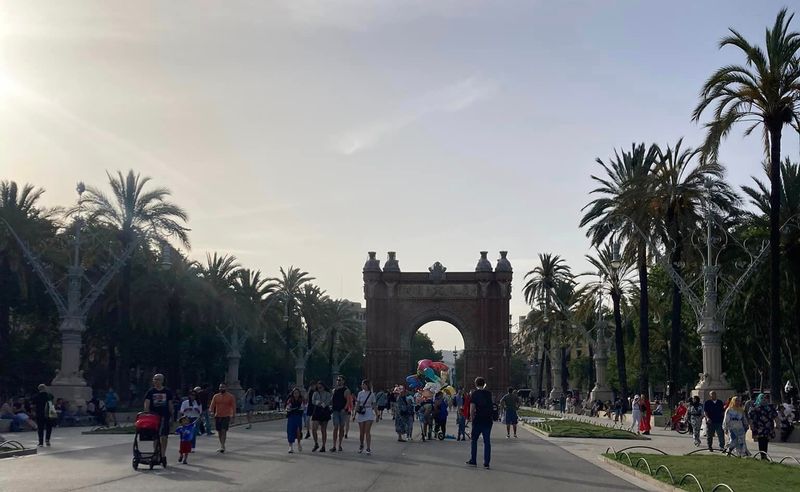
[{"x1": 1, "y1": 414, "x2": 641, "y2": 492}]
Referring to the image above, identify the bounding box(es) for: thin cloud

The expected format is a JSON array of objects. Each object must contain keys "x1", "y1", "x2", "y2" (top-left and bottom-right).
[{"x1": 333, "y1": 76, "x2": 497, "y2": 155}]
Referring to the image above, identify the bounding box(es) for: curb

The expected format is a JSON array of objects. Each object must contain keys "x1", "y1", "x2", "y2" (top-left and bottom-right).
[
  {"x1": 0, "y1": 448, "x2": 37, "y2": 459},
  {"x1": 600, "y1": 456, "x2": 684, "y2": 492}
]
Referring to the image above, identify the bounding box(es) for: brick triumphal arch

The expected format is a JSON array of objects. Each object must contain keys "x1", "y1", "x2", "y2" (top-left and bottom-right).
[{"x1": 362, "y1": 251, "x2": 512, "y2": 394}]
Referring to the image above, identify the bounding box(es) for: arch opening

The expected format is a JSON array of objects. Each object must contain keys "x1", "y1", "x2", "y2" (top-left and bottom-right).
[{"x1": 412, "y1": 321, "x2": 466, "y2": 390}]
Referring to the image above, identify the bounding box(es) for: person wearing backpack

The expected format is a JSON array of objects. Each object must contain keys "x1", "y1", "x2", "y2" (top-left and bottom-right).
[{"x1": 466, "y1": 376, "x2": 493, "y2": 469}]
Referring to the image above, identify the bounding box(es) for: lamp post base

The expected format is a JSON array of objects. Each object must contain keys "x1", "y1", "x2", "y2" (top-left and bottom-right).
[
  {"x1": 691, "y1": 376, "x2": 735, "y2": 402},
  {"x1": 49, "y1": 382, "x2": 93, "y2": 410},
  {"x1": 590, "y1": 386, "x2": 614, "y2": 403}
]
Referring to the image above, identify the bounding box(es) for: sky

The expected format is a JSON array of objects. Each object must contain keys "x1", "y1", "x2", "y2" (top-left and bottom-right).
[{"x1": 2, "y1": 1, "x2": 799, "y2": 351}]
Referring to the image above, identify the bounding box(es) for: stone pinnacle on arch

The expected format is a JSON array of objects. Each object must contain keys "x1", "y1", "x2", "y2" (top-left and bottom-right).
[
  {"x1": 383, "y1": 251, "x2": 400, "y2": 272},
  {"x1": 475, "y1": 251, "x2": 492, "y2": 272},
  {"x1": 363, "y1": 251, "x2": 381, "y2": 272},
  {"x1": 495, "y1": 251, "x2": 512, "y2": 272}
]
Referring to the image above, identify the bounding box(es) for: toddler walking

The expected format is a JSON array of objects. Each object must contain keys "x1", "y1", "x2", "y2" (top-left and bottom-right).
[{"x1": 175, "y1": 415, "x2": 197, "y2": 464}]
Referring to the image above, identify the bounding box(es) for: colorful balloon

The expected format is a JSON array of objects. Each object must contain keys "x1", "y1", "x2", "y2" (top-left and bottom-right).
[
  {"x1": 442, "y1": 385, "x2": 456, "y2": 396},
  {"x1": 417, "y1": 359, "x2": 433, "y2": 371},
  {"x1": 423, "y1": 367, "x2": 441, "y2": 383},
  {"x1": 406, "y1": 375, "x2": 422, "y2": 389},
  {"x1": 430, "y1": 361, "x2": 449, "y2": 372}
]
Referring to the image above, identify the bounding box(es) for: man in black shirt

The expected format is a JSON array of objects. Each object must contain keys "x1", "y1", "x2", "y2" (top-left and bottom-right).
[
  {"x1": 703, "y1": 391, "x2": 725, "y2": 451},
  {"x1": 466, "y1": 376, "x2": 493, "y2": 469},
  {"x1": 31, "y1": 384, "x2": 55, "y2": 447},
  {"x1": 330, "y1": 376, "x2": 350, "y2": 452},
  {"x1": 144, "y1": 373, "x2": 174, "y2": 455}
]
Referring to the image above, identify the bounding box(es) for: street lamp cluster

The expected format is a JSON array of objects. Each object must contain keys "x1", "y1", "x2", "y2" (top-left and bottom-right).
[{"x1": 2, "y1": 183, "x2": 173, "y2": 403}]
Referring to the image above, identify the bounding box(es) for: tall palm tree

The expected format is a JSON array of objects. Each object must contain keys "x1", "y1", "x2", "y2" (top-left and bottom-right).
[
  {"x1": 652, "y1": 139, "x2": 738, "y2": 404},
  {"x1": 580, "y1": 143, "x2": 660, "y2": 395},
  {"x1": 80, "y1": 170, "x2": 189, "y2": 390},
  {"x1": 693, "y1": 9, "x2": 800, "y2": 399},
  {"x1": 742, "y1": 158, "x2": 800, "y2": 383},
  {"x1": 581, "y1": 243, "x2": 637, "y2": 400},
  {"x1": 198, "y1": 252, "x2": 241, "y2": 317},
  {"x1": 523, "y1": 254, "x2": 575, "y2": 395},
  {"x1": 0, "y1": 182, "x2": 51, "y2": 358},
  {"x1": 266, "y1": 266, "x2": 314, "y2": 384}
]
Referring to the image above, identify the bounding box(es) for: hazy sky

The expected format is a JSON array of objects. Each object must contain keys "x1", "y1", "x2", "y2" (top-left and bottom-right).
[{"x1": 2, "y1": 1, "x2": 798, "y2": 351}]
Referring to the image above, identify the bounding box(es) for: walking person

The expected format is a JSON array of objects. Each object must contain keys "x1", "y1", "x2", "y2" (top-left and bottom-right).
[
  {"x1": 196, "y1": 385, "x2": 214, "y2": 436},
  {"x1": 433, "y1": 391, "x2": 449, "y2": 437},
  {"x1": 311, "y1": 381, "x2": 332, "y2": 452},
  {"x1": 175, "y1": 415, "x2": 197, "y2": 464},
  {"x1": 305, "y1": 383, "x2": 317, "y2": 440},
  {"x1": 748, "y1": 392, "x2": 779, "y2": 458},
  {"x1": 466, "y1": 376, "x2": 493, "y2": 469},
  {"x1": 330, "y1": 376, "x2": 350, "y2": 452},
  {"x1": 639, "y1": 396, "x2": 652, "y2": 435},
  {"x1": 31, "y1": 384, "x2": 55, "y2": 447},
  {"x1": 143, "y1": 374, "x2": 174, "y2": 456},
  {"x1": 704, "y1": 391, "x2": 725, "y2": 451},
  {"x1": 354, "y1": 379, "x2": 376, "y2": 455},
  {"x1": 209, "y1": 383, "x2": 236, "y2": 453},
  {"x1": 375, "y1": 389, "x2": 387, "y2": 422},
  {"x1": 688, "y1": 395, "x2": 704, "y2": 446},
  {"x1": 405, "y1": 390, "x2": 415, "y2": 441},
  {"x1": 499, "y1": 387, "x2": 520, "y2": 439},
  {"x1": 629, "y1": 395, "x2": 641, "y2": 434},
  {"x1": 723, "y1": 396, "x2": 749, "y2": 456},
  {"x1": 394, "y1": 386, "x2": 411, "y2": 442},
  {"x1": 286, "y1": 387, "x2": 305, "y2": 453},
  {"x1": 455, "y1": 390, "x2": 467, "y2": 441},
  {"x1": 242, "y1": 388, "x2": 256, "y2": 430},
  {"x1": 179, "y1": 389, "x2": 202, "y2": 451},
  {"x1": 104, "y1": 388, "x2": 119, "y2": 427}
]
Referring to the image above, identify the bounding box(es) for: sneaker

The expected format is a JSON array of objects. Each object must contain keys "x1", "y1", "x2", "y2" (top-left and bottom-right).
[
  {"x1": 358, "y1": 446, "x2": 364, "y2": 454},
  {"x1": 217, "y1": 448, "x2": 224, "y2": 453},
  {"x1": 305, "y1": 432, "x2": 311, "y2": 439},
  {"x1": 344, "y1": 434, "x2": 348, "y2": 439},
  {"x1": 484, "y1": 464, "x2": 490, "y2": 469},
  {"x1": 312, "y1": 444, "x2": 319, "y2": 452},
  {"x1": 45, "y1": 441, "x2": 50, "y2": 447},
  {"x1": 366, "y1": 449, "x2": 371, "y2": 455},
  {"x1": 338, "y1": 446, "x2": 342, "y2": 452},
  {"x1": 183, "y1": 458, "x2": 188, "y2": 464},
  {"x1": 38, "y1": 444, "x2": 43, "y2": 447},
  {"x1": 466, "y1": 461, "x2": 477, "y2": 467},
  {"x1": 514, "y1": 435, "x2": 518, "y2": 438},
  {"x1": 320, "y1": 448, "x2": 326, "y2": 453},
  {"x1": 288, "y1": 448, "x2": 294, "y2": 454},
  {"x1": 506, "y1": 434, "x2": 510, "y2": 439},
  {"x1": 330, "y1": 447, "x2": 336, "y2": 453}
]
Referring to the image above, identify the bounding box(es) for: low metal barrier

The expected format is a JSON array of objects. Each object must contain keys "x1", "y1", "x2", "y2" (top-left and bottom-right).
[{"x1": 605, "y1": 446, "x2": 733, "y2": 492}]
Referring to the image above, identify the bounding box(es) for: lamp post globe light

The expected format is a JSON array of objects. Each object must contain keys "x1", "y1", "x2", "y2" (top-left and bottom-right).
[{"x1": 1, "y1": 183, "x2": 172, "y2": 404}]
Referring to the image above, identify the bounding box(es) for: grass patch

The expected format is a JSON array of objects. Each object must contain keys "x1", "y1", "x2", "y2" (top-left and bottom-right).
[
  {"x1": 83, "y1": 425, "x2": 137, "y2": 435},
  {"x1": 605, "y1": 452, "x2": 800, "y2": 492},
  {"x1": 540, "y1": 419, "x2": 641, "y2": 439},
  {"x1": 518, "y1": 409, "x2": 552, "y2": 419}
]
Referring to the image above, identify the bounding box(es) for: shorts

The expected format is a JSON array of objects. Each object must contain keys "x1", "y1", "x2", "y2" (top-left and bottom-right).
[
  {"x1": 179, "y1": 441, "x2": 192, "y2": 454},
  {"x1": 312, "y1": 407, "x2": 331, "y2": 422},
  {"x1": 331, "y1": 409, "x2": 346, "y2": 427},
  {"x1": 505, "y1": 410, "x2": 518, "y2": 425},
  {"x1": 158, "y1": 415, "x2": 171, "y2": 437},
  {"x1": 215, "y1": 416, "x2": 231, "y2": 431}
]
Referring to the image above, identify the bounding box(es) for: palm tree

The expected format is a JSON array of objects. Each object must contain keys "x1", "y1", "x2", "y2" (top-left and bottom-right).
[
  {"x1": 523, "y1": 253, "x2": 575, "y2": 397},
  {"x1": 581, "y1": 243, "x2": 637, "y2": 400},
  {"x1": 323, "y1": 299, "x2": 363, "y2": 381},
  {"x1": 80, "y1": 170, "x2": 189, "y2": 391},
  {"x1": 742, "y1": 158, "x2": 800, "y2": 384},
  {"x1": 580, "y1": 143, "x2": 660, "y2": 395},
  {"x1": 0, "y1": 182, "x2": 52, "y2": 360},
  {"x1": 266, "y1": 266, "x2": 315, "y2": 385},
  {"x1": 693, "y1": 8, "x2": 800, "y2": 399},
  {"x1": 652, "y1": 139, "x2": 738, "y2": 404}
]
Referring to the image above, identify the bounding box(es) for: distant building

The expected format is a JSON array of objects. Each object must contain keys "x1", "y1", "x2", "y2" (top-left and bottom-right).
[{"x1": 343, "y1": 300, "x2": 366, "y2": 329}]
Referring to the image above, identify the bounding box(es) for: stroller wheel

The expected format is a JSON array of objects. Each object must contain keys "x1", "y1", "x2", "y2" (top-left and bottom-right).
[
  {"x1": 132, "y1": 458, "x2": 139, "y2": 470},
  {"x1": 437, "y1": 431, "x2": 445, "y2": 441}
]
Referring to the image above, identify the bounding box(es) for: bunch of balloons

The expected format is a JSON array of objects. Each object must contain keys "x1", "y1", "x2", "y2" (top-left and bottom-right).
[{"x1": 405, "y1": 359, "x2": 456, "y2": 401}]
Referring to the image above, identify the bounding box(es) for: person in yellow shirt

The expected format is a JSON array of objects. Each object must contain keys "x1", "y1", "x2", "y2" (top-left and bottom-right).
[{"x1": 209, "y1": 383, "x2": 236, "y2": 453}]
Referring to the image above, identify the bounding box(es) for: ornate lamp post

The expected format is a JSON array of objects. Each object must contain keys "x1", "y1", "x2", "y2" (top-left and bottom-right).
[
  {"x1": 2, "y1": 183, "x2": 170, "y2": 404},
  {"x1": 613, "y1": 180, "x2": 773, "y2": 401},
  {"x1": 589, "y1": 290, "x2": 614, "y2": 403}
]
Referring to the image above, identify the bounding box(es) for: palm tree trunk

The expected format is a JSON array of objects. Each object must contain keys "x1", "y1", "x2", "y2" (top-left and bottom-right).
[
  {"x1": 637, "y1": 242, "x2": 650, "y2": 396},
  {"x1": 538, "y1": 341, "x2": 547, "y2": 398},
  {"x1": 612, "y1": 290, "x2": 628, "y2": 400},
  {"x1": 668, "y1": 243, "x2": 682, "y2": 407},
  {"x1": 768, "y1": 126, "x2": 783, "y2": 402}
]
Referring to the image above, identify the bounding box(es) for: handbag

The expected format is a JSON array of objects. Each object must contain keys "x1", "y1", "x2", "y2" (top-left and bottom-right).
[
  {"x1": 356, "y1": 391, "x2": 372, "y2": 415},
  {"x1": 47, "y1": 400, "x2": 58, "y2": 420}
]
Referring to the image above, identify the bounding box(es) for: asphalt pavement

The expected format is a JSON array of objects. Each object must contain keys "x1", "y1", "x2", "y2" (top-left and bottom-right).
[{"x1": 0, "y1": 414, "x2": 642, "y2": 492}]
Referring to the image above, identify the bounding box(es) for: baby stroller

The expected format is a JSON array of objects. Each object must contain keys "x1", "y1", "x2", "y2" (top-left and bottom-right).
[{"x1": 133, "y1": 412, "x2": 167, "y2": 470}]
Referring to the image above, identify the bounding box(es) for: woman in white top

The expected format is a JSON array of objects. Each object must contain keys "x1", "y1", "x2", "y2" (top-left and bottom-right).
[
  {"x1": 629, "y1": 395, "x2": 641, "y2": 434},
  {"x1": 353, "y1": 379, "x2": 376, "y2": 455}
]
